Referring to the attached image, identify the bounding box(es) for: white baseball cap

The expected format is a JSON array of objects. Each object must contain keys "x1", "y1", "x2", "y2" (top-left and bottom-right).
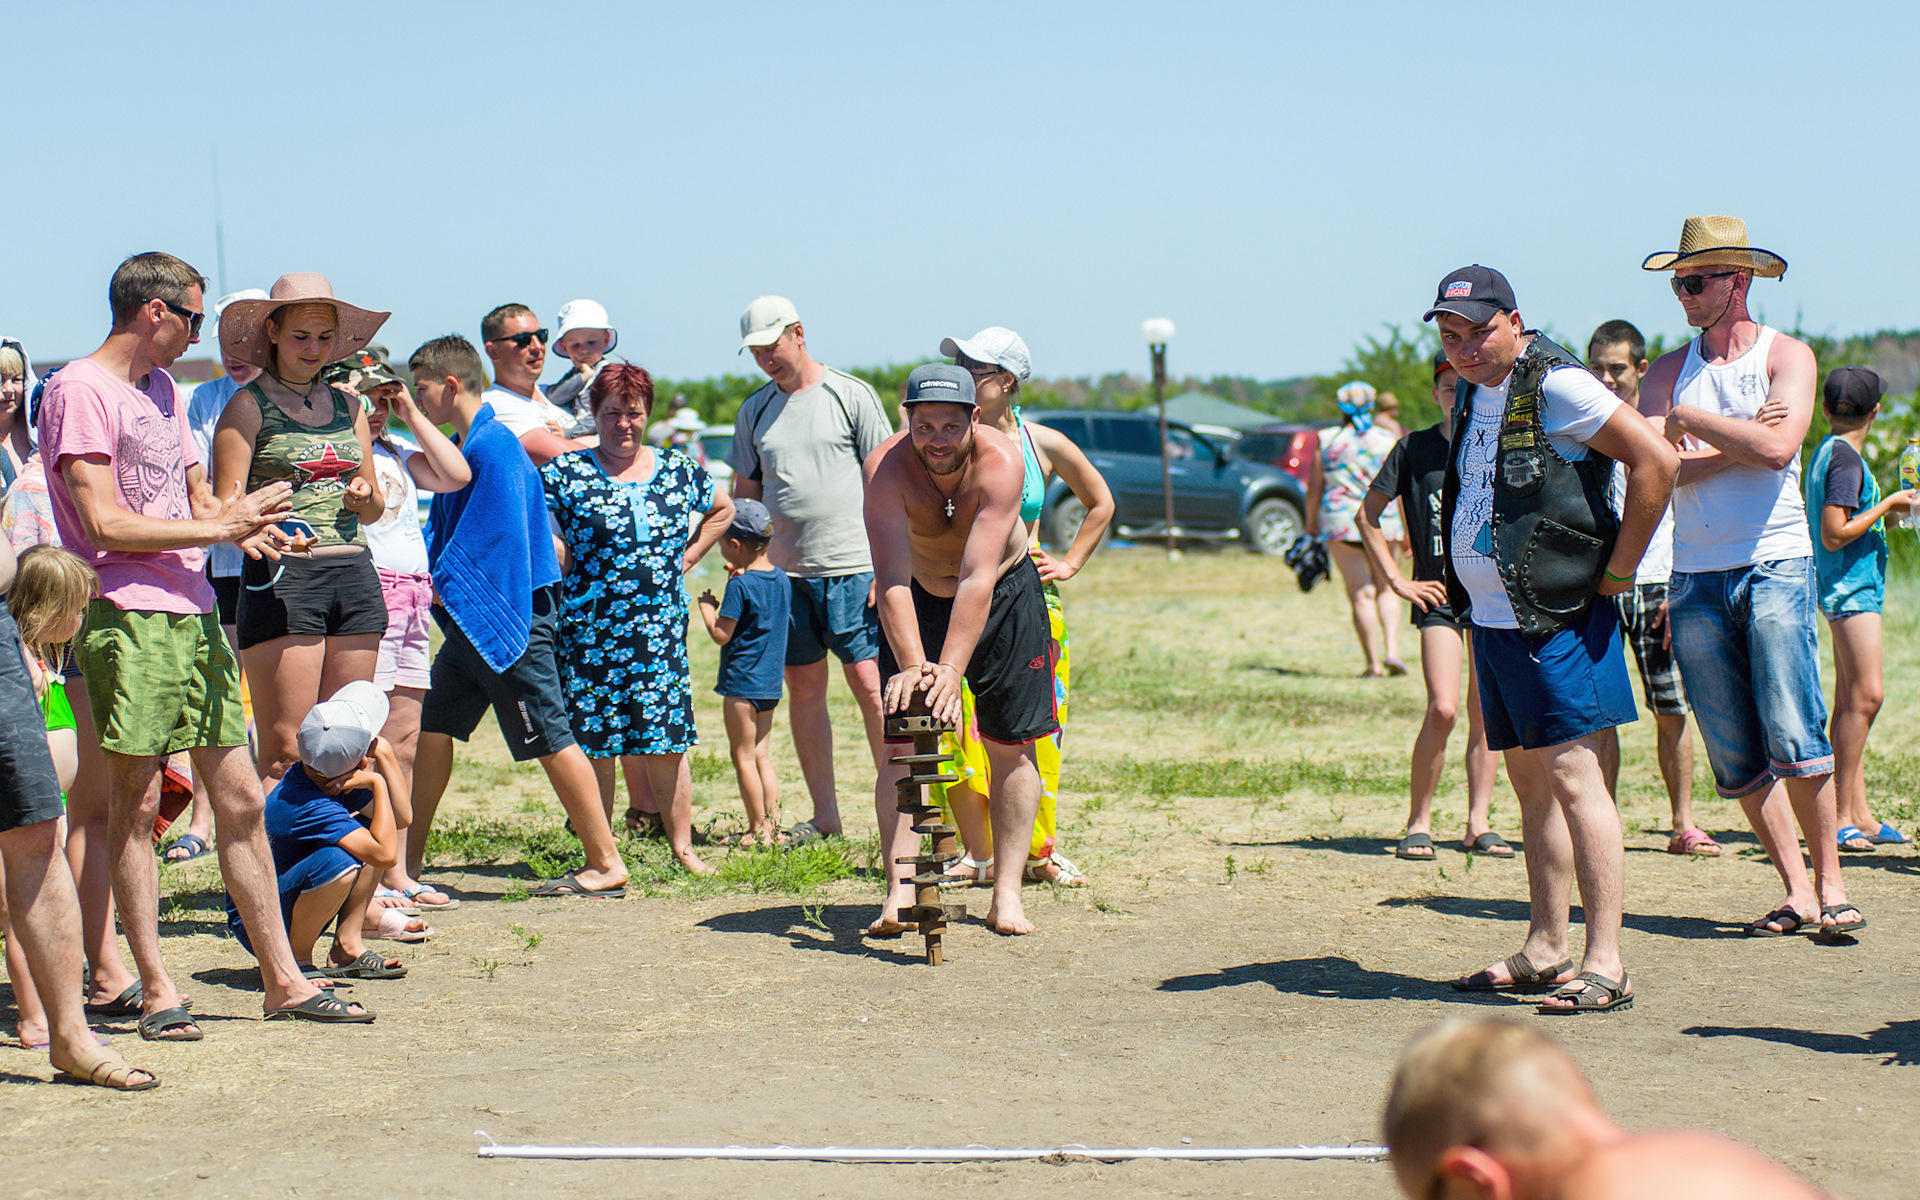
[
  {"x1": 553, "y1": 299, "x2": 618, "y2": 353},
  {"x1": 940, "y1": 326, "x2": 1031, "y2": 381},
  {"x1": 739, "y1": 295, "x2": 800, "y2": 351},
  {"x1": 298, "y1": 681, "x2": 390, "y2": 779}
]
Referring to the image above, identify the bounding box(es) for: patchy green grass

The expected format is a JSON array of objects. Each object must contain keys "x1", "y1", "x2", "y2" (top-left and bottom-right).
[{"x1": 1066, "y1": 753, "x2": 1404, "y2": 800}]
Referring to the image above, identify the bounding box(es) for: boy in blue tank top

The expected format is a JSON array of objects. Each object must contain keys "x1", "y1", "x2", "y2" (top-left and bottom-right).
[
  {"x1": 1805, "y1": 367, "x2": 1913, "y2": 852},
  {"x1": 697, "y1": 499, "x2": 790, "y2": 847}
]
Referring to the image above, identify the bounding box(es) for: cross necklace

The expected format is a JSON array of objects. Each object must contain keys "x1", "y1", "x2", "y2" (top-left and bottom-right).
[{"x1": 918, "y1": 454, "x2": 958, "y2": 518}]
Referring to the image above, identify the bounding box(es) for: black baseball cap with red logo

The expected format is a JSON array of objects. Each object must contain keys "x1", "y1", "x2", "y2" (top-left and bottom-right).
[{"x1": 1422, "y1": 265, "x2": 1518, "y2": 324}]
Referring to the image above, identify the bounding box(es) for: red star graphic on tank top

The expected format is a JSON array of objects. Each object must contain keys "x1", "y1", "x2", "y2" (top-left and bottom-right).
[{"x1": 293, "y1": 443, "x2": 358, "y2": 485}]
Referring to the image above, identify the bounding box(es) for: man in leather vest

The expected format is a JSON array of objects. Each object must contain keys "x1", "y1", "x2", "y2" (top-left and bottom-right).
[
  {"x1": 1427, "y1": 265, "x2": 1678, "y2": 1014},
  {"x1": 1638, "y1": 216, "x2": 1859, "y2": 940}
]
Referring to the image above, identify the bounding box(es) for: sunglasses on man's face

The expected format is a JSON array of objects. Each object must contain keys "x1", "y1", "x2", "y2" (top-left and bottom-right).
[
  {"x1": 160, "y1": 299, "x2": 205, "y2": 338},
  {"x1": 1670, "y1": 271, "x2": 1738, "y2": 297},
  {"x1": 489, "y1": 329, "x2": 549, "y2": 350}
]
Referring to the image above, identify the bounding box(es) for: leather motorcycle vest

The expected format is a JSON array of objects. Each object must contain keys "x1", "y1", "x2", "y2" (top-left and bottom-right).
[{"x1": 1440, "y1": 334, "x2": 1619, "y2": 637}]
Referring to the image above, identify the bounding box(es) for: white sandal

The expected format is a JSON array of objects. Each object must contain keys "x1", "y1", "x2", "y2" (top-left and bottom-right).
[
  {"x1": 1023, "y1": 852, "x2": 1088, "y2": 887},
  {"x1": 940, "y1": 854, "x2": 992, "y2": 886}
]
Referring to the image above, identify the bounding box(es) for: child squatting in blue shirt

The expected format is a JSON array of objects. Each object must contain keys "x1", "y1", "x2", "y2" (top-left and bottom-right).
[{"x1": 226, "y1": 681, "x2": 411, "y2": 1007}]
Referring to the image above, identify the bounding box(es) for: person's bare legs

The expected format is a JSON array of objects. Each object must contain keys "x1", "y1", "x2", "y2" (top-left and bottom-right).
[
  {"x1": 244, "y1": 634, "x2": 379, "y2": 785},
  {"x1": 0, "y1": 853, "x2": 49, "y2": 1045},
  {"x1": 193, "y1": 744, "x2": 327, "y2": 1014},
  {"x1": 63, "y1": 681, "x2": 135, "y2": 1006},
  {"x1": 1738, "y1": 780, "x2": 1819, "y2": 929},
  {"x1": 102, "y1": 751, "x2": 195, "y2": 1033},
  {"x1": 723, "y1": 698, "x2": 779, "y2": 844},
  {"x1": 633, "y1": 752, "x2": 710, "y2": 874},
  {"x1": 282, "y1": 869, "x2": 356, "y2": 968},
  {"x1": 376, "y1": 687, "x2": 431, "y2": 895},
  {"x1": 1827, "y1": 614, "x2": 1885, "y2": 839},
  {"x1": 537, "y1": 744, "x2": 629, "y2": 888},
  {"x1": 982, "y1": 740, "x2": 1042, "y2": 935},
  {"x1": 1403, "y1": 625, "x2": 1462, "y2": 855},
  {"x1": 943, "y1": 782, "x2": 993, "y2": 871},
  {"x1": 1374, "y1": 581, "x2": 1405, "y2": 670},
  {"x1": 867, "y1": 752, "x2": 916, "y2": 936},
  {"x1": 406, "y1": 732, "x2": 453, "y2": 880},
  {"x1": 1533, "y1": 729, "x2": 1627, "y2": 1002},
  {"x1": 0, "y1": 817, "x2": 151, "y2": 1085},
  {"x1": 1461, "y1": 637, "x2": 1500, "y2": 841},
  {"x1": 784, "y1": 658, "x2": 846, "y2": 836},
  {"x1": 1329, "y1": 541, "x2": 1386, "y2": 675},
  {"x1": 1655, "y1": 713, "x2": 1699, "y2": 834},
  {"x1": 1782, "y1": 773, "x2": 1851, "y2": 927},
  {"x1": 845, "y1": 656, "x2": 886, "y2": 840},
  {"x1": 329, "y1": 863, "x2": 399, "y2": 969},
  {"x1": 1457, "y1": 749, "x2": 1576, "y2": 988}
]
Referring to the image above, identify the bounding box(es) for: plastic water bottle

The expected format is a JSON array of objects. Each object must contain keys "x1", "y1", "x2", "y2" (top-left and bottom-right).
[{"x1": 1897, "y1": 437, "x2": 1920, "y2": 531}]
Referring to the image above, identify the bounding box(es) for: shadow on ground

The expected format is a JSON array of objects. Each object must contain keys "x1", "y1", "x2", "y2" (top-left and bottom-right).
[
  {"x1": 1683, "y1": 1018, "x2": 1920, "y2": 1066},
  {"x1": 1155, "y1": 955, "x2": 1499, "y2": 1004},
  {"x1": 698, "y1": 904, "x2": 929, "y2": 965},
  {"x1": 1376, "y1": 894, "x2": 1737, "y2": 941}
]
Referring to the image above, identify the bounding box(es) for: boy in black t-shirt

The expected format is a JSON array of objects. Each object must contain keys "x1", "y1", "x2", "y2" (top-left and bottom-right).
[
  {"x1": 1355, "y1": 353, "x2": 1510, "y2": 862},
  {"x1": 696, "y1": 500, "x2": 790, "y2": 847}
]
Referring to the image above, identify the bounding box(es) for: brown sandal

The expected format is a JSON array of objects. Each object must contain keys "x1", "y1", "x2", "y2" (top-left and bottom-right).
[{"x1": 54, "y1": 1043, "x2": 160, "y2": 1091}]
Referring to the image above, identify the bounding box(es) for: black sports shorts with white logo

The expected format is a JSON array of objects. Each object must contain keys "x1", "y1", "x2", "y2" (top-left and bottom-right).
[
  {"x1": 878, "y1": 553, "x2": 1058, "y2": 745},
  {"x1": 421, "y1": 585, "x2": 576, "y2": 762}
]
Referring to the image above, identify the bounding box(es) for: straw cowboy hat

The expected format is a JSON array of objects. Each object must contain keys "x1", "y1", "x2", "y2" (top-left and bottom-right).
[
  {"x1": 1640, "y1": 215, "x2": 1788, "y2": 278},
  {"x1": 218, "y1": 273, "x2": 391, "y2": 369}
]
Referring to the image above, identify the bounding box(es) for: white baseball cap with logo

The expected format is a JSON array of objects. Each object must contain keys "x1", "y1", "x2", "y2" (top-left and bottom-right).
[
  {"x1": 553, "y1": 299, "x2": 618, "y2": 352},
  {"x1": 940, "y1": 326, "x2": 1031, "y2": 381},
  {"x1": 298, "y1": 681, "x2": 390, "y2": 780},
  {"x1": 739, "y1": 295, "x2": 801, "y2": 351}
]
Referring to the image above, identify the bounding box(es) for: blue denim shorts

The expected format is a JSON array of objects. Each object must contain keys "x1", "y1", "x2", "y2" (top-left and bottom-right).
[
  {"x1": 1472, "y1": 601, "x2": 1638, "y2": 752},
  {"x1": 1668, "y1": 558, "x2": 1833, "y2": 797},
  {"x1": 785, "y1": 571, "x2": 880, "y2": 666}
]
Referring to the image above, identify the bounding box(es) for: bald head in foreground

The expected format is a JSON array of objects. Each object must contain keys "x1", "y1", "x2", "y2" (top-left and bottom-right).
[{"x1": 1382, "y1": 1017, "x2": 1830, "y2": 1200}]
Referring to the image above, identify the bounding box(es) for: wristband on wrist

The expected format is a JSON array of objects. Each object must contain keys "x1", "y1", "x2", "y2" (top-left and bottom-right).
[{"x1": 1604, "y1": 568, "x2": 1634, "y2": 584}]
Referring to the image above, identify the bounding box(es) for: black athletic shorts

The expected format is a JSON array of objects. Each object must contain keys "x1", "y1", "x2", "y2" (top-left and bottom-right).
[
  {"x1": 420, "y1": 586, "x2": 576, "y2": 762},
  {"x1": 237, "y1": 551, "x2": 387, "y2": 650},
  {"x1": 878, "y1": 554, "x2": 1058, "y2": 745},
  {"x1": 0, "y1": 610, "x2": 66, "y2": 833},
  {"x1": 209, "y1": 571, "x2": 242, "y2": 627}
]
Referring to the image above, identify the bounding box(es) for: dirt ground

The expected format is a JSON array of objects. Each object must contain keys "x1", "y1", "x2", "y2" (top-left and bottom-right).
[{"x1": 4, "y1": 548, "x2": 1917, "y2": 1199}]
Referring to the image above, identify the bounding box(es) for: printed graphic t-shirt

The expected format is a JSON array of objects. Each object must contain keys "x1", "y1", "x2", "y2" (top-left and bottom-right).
[
  {"x1": 40, "y1": 358, "x2": 213, "y2": 615},
  {"x1": 1449, "y1": 364, "x2": 1620, "y2": 630}
]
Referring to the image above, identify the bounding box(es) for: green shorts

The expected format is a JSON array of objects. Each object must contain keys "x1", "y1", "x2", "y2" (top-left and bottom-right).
[{"x1": 79, "y1": 601, "x2": 247, "y2": 757}]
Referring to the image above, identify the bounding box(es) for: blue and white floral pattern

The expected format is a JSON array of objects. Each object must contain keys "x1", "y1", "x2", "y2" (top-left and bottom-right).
[{"x1": 541, "y1": 448, "x2": 715, "y2": 756}]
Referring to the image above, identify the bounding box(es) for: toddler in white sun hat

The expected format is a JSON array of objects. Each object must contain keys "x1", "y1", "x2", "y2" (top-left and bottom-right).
[{"x1": 546, "y1": 299, "x2": 619, "y2": 435}]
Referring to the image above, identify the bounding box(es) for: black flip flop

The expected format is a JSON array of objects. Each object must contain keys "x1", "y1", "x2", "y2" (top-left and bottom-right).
[
  {"x1": 1745, "y1": 906, "x2": 1810, "y2": 937},
  {"x1": 322, "y1": 950, "x2": 408, "y2": 979},
  {"x1": 1451, "y1": 951, "x2": 1574, "y2": 994},
  {"x1": 265, "y1": 993, "x2": 375, "y2": 1024},
  {"x1": 1463, "y1": 831, "x2": 1515, "y2": 857},
  {"x1": 1394, "y1": 832, "x2": 1436, "y2": 861},
  {"x1": 137, "y1": 1006, "x2": 202, "y2": 1042},
  {"x1": 1536, "y1": 972, "x2": 1633, "y2": 1015}
]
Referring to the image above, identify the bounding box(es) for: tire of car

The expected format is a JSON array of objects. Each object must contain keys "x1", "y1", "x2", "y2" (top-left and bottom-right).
[
  {"x1": 1047, "y1": 494, "x2": 1089, "y2": 550},
  {"x1": 1244, "y1": 497, "x2": 1304, "y2": 555}
]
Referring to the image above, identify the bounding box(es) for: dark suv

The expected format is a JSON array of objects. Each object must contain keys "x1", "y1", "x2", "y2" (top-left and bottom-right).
[{"x1": 1023, "y1": 411, "x2": 1306, "y2": 554}]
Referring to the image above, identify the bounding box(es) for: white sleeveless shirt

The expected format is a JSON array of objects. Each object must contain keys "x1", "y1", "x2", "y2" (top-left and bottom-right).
[{"x1": 1669, "y1": 326, "x2": 1812, "y2": 572}]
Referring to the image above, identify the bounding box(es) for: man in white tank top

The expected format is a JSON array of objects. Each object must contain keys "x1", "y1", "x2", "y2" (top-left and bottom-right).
[{"x1": 1639, "y1": 215, "x2": 1858, "y2": 940}]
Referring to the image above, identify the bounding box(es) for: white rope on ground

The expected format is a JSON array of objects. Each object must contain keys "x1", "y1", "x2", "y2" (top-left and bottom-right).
[{"x1": 473, "y1": 1133, "x2": 1387, "y2": 1163}]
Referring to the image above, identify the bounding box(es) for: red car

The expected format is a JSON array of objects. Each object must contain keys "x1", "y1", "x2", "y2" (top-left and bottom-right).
[{"x1": 1229, "y1": 425, "x2": 1319, "y2": 488}]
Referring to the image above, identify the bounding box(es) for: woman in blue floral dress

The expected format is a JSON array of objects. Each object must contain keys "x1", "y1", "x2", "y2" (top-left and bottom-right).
[{"x1": 542, "y1": 363, "x2": 732, "y2": 874}]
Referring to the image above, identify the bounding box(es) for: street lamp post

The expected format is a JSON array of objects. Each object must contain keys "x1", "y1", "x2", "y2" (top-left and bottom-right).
[{"x1": 1141, "y1": 318, "x2": 1178, "y2": 560}]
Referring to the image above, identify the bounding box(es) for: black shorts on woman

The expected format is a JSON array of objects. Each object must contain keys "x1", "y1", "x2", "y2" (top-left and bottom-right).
[
  {"x1": 878, "y1": 554, "x2": 1058, "y2": 745},
  {"x1": 238, "y1": 552, "x2": 386, "y2": 649}
]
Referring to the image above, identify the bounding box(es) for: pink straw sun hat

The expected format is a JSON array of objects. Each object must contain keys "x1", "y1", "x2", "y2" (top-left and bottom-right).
[{"x1": 217, "y1": 273, "x2": 391, "y2": 369}]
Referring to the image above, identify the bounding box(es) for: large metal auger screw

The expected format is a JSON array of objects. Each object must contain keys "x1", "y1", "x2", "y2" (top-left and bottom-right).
[{"x1": 885, "y1": 695, "x2": 966, "y2": 965}]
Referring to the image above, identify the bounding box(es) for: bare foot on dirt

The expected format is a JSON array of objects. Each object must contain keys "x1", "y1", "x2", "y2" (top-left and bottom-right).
[
  {"x1": 675, "y1": 849, "x2": 717, "y2": 876},
  {"x1": 14, "y1": 1018, "x2": 49, "y2": 1048},
  {"x1": 985, "y1": 901, "x2": 1036, "y2": 935}
]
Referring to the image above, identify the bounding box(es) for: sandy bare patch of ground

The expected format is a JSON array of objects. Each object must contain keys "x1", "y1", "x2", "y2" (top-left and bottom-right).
[{"x1": 3, "y1": 549, "x2": 1916, "y2": 1198}]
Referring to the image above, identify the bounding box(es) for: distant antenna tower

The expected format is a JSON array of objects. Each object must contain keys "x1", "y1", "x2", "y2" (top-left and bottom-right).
[{"x1": 211, "y1": 146, "x2": 229, "y2": 298}]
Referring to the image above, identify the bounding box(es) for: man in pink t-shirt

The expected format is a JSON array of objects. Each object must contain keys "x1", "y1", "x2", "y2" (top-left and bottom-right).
[{"x1": 39, "y1": 252, "x2": 369, "y2": 1030}]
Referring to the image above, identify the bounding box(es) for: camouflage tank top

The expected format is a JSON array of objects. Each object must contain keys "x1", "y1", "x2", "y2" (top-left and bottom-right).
[{"x1": 241, "y1": 380, "x2": 368, "y2": 549}]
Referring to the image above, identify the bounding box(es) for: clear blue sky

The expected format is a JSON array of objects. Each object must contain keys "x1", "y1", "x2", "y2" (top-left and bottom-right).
[{"x1": 4, "y1": 1, "x2": 1914, "y2": 385}]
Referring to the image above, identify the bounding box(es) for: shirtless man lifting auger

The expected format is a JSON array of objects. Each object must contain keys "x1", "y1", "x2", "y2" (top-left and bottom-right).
[{"x1": 863, "y1": 364, "x2": 1058, "y2": 937}]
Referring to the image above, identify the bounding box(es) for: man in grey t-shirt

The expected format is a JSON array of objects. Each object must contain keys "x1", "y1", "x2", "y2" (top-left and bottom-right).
[{"x1": 728, "y1": 296, "x2": 892, "y2": 842}]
